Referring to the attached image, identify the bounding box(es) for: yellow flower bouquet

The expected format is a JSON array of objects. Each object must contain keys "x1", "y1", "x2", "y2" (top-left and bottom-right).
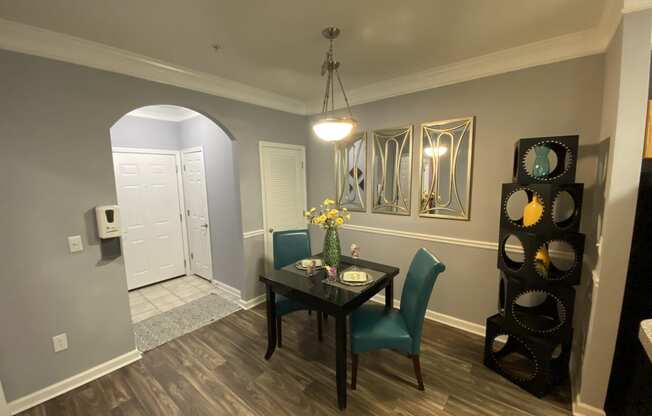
[
  {"x1": 305, "y1": 198, "x2": 351, "y2": 267},
  {"x1": 304, "y1": 198, "x2": 351, "y2": 230}
]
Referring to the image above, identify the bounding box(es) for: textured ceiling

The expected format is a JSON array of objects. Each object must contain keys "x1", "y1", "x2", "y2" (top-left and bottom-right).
[{"x1": 0, "y1": 0, "x2": 607, "y2": 101}]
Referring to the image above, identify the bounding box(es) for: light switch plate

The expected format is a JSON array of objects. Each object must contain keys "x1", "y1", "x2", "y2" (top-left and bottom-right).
[
  {"x1": 52, "y1": 333, "x2": 68, "y2": 352},
  {"x1": 67, "y1": 235, "x2": 83, "y2": 253}
]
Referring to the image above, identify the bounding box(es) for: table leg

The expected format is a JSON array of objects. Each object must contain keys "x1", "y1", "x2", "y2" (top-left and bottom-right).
[
  {"x1": 385, "y1": 280, "x2": 394, "y2": 311},
  {"x1": 335, "y1": 315, "x2": 347, "y2": 410},
  {"x1": 264, "y1": 286, "x2": 276, "y2": 360}
]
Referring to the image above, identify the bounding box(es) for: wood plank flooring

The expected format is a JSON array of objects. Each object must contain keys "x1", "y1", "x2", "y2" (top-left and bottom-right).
[{"x1": 19, "y1": 303, "x2": 571, "y2": 415}]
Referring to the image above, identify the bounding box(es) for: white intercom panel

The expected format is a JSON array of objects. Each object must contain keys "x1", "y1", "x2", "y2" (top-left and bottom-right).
[{"x1": 95, "y1": 205, "x2": 121, "y2": 239}]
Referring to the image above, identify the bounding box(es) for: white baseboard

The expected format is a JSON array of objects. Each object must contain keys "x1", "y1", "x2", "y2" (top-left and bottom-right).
[
  {"x1": 572, "y1": 399, "x2": 606, "y2": 416},
  {"x1": 211, "y1": 279, "x2": 265, "y2": 310},
  {"x1": 0, "y1": 381, "x2": 9, "y2": 416},
  {"x1": 7, "y1": 349, "x2": 141, "y2": 415},
  {"x1": 370, "y1": 294, "x2": 486, "y2": 338},
  {"x1": 240, "y1": 294, "x2": 266, "y2": 310}
]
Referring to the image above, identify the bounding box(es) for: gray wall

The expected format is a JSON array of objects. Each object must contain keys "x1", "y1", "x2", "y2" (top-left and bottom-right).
[
  {"x1": 110, "y1": 115, "x2": 182, "y2": 150},
  {"x1": 179, "y1": 115, "x2": 246, "y2": 292},
  {"x1": 0, "y1": 49, "x2": 306, "y2": 402},
  {"x1": 573, "y1": 11, "x2": 652, "y2": 410},
  {"x1": 307, "y1": 55, "x2": 605, "y2": 327}
]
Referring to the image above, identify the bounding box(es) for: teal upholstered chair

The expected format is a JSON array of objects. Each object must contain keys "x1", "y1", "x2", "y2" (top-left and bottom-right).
[
  {"x1": 350, "y1": 248, "x2": 445, "y2": 391},
  {"x1": 273, "y1": 229, "x2": 323, "y2": 346}
]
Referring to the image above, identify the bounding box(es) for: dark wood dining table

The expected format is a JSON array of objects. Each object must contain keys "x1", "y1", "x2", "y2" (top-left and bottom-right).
[{"x1": 259, "y1": 255, "x2": 399, "y2": 410}]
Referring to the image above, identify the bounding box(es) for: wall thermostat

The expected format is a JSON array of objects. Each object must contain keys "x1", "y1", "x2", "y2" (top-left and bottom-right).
[{"x1": 95, "y1": 205, "x2": 121, "y2": 239}]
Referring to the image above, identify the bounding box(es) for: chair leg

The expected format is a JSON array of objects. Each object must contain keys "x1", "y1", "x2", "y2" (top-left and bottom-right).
[
  {"x1": 276, "y1": 317, "x2": 283, "y2": 348},
  {"x1": 317, "y1": 311, "x2": 323, "y2": 341},
  {"x1": 411, "y1": 355, "x2": 424, "y2": 391},
  {"x1": 351, "y1": 353, "x2": 359, "y2": 390}
]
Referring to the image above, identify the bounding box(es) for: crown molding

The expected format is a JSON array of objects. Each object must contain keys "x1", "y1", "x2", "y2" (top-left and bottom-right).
[
  {"x1": 0, "y1": 5, "x2": 624, "y2": 116},
  {"x1": 308, "y1": 28, "x2": 606, "y2": 113},
  {"x1": 623, "y1": 0, "x2": 652, "y2": 13},
  {"x1": 0, "y1": 18, "x2": 307, "y2": 115}
]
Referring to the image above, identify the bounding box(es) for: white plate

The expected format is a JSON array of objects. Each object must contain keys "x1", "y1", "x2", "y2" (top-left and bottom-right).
[{"x1": 341, "y1": 270, "x2": 369, "y2": 283}]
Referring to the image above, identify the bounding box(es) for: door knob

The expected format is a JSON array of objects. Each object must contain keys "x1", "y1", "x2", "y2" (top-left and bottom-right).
[
  {"x1": 269, "y1": 228, "x2": 274, "y2": 233},
  {"x1": 201, "y1": 224, "x2": 208, "y2": 228}
]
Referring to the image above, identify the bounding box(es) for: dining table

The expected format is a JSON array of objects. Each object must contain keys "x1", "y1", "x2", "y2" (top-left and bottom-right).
[{"x1": 259, "y1": 254, "x2": 400, "y2": 410}]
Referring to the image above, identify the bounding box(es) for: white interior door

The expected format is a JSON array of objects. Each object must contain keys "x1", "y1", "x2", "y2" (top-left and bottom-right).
[
  {"x1": 259, "y1": 142, "x2": 307, "y2": 272},
  {"x1": 181, "y1": 148, "x2": 213, "y2": 279},
  {"x1": 113, "y1": 150, "x2": 187, "y2": 290}
]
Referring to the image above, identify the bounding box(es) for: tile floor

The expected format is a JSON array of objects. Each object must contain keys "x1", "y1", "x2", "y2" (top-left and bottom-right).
[{"x1": 128, "y1": 275, "x2": 234, "y2": 323}]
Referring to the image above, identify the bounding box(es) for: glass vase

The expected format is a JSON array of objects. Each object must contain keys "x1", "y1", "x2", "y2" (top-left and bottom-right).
[
  {"x1": 323, "y1": 227, "x2": 341, "y2": 268},
  {"x1": 532, "y1": 145, "x2": 551, "y2": 177}
]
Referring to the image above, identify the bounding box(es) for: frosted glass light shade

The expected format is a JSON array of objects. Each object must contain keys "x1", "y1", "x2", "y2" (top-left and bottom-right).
[{"x1": 312, "y1": 117, "x2": 356, "y2": 142}]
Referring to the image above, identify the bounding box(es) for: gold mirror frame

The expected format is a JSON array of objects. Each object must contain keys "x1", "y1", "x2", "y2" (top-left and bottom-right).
[
  {"x1": 335, "y1": 132, "x2": 367, "y2": 212},
  {"x1": 371, "y1": 126, "x2": 413, "y2": 215},
  {"x1": 419, "y1": 116, "x2": 474, "y2": 220}
]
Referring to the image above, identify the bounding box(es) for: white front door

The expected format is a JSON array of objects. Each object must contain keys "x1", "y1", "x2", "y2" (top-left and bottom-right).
[
  {"x1": 259, "y1": 142, "x2": 307, "y2": 272},
  {"x1": 181, "y1": 148, "x2": 213, "y2": 279},
  {"x1": 113, "y1": 151, "x2": 187, "y2": 290}
]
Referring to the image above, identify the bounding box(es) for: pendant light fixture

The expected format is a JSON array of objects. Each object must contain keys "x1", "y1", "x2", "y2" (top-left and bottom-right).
[{"x1": 312, "y1": 27, "x2": 357, "y2": 142}]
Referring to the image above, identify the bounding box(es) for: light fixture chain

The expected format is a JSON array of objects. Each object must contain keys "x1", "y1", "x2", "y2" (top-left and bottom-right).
[{"x1": 335, "y1": 68, "x2": 353, "y2": 117}]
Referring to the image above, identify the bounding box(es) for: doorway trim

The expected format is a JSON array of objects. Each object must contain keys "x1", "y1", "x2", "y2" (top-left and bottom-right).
[
  {"x1": 112, "y1": 147, "x2": 191, "y2": 277},
  {"x1": 181, "y1": 146, "x2": 214, "y2": 280},
  {"x1": 258, "y1": 141, "x2": 308, "y2": 273}
]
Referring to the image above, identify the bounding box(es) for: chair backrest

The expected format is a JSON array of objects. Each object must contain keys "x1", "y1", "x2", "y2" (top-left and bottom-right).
[
  {"x1": 399, "y1": 248, "x2": 446, "y2": 354},
  {"x1": 273, "y1": 229, "x2": 312, "y2": 269}
]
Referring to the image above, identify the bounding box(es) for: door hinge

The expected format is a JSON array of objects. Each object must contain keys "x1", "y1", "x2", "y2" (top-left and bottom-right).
[
  {"x1": 190, "y1": 252, "x2": 194, "y2": 260},
  {"x1": 179, "y1": 213, "x2": 183, "y2": 222},
  {"x1": 300, "y1": 161, "x2": 304, "y2": 169},
  {"x1": 187, "y1": 209, "x2": 190, "y2": 216},
  {"x1": 184, "y1": 259, "x2": 187, "y2": 267},
  {"x1": 176, "y1": 165, "x2": 179, "y2": 173},
  {"x1": 183, "y1": 165, "x2": 187, "y2": 171}
]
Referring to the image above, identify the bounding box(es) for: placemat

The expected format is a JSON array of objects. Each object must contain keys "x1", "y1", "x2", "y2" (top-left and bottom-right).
[{"x1": 322, "y1": 266, "x2": 384, "y2": 293}]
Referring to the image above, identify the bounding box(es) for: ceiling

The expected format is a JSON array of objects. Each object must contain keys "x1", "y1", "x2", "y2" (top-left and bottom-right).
[
  {"x1": 127, "y1": 105, "x2": 200, "y2": 122},
  {"x1": 0, "y1": 0, "x2": 612, "y2": 110}
]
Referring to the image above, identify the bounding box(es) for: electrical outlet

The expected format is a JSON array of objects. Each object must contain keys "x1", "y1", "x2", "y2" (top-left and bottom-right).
[{"x1": 52, "y1": 333, "x2": 68, "y2": 353}]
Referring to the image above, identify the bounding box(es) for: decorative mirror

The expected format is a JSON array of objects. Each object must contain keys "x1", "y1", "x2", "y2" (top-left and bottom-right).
[
  {"x1": 419, "y1": 117, "x2": 474, "y2": 220},
  {"x1": 371, "y1": 126, "x2": 413, "y2": 215},
  {"x1": 335, "y1": 132, "x2": 367, "y2": 212}
]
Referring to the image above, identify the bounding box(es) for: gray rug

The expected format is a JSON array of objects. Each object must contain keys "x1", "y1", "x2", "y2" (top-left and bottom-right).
[{"x1": 133, "y1": 293, "x2": 241, "y2": 352}]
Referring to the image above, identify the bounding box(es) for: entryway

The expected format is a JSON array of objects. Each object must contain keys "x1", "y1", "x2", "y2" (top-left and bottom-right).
[{"x1": 109, "y1": 104, "x2": 242, "y2": 350}]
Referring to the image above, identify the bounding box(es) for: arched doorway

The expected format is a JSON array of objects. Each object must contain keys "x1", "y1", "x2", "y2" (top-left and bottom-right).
[{"x1": 109, "y1": 104, "x2": 242, "y2": 351}]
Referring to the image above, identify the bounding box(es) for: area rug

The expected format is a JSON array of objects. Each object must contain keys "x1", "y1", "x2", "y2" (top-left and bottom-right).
[{"x1": 133, "y1": 293, "x2": 241, "y2": 352}]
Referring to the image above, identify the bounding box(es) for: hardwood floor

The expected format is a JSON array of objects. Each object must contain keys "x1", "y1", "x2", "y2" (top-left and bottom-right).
[{"x1": 19, "y1": 303, "x2": 571, "y2": 415}]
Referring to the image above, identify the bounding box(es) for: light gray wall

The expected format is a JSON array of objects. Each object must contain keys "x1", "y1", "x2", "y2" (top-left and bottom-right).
[
  {"x1": 110, "y1": 115, "x2": 182, "y2": 150},
  {"x1": 307, "y1": 55, "x2": 605, "y2": 327},
  {"x1": 574, "y1": 11, "x2": 652, "y2": 410},
  {"x1": 0, "y1": 49, "x2": 306, "y2": 402},
  {"x1": 178, "y1": 115, "x2": 246, "y2": 292}
]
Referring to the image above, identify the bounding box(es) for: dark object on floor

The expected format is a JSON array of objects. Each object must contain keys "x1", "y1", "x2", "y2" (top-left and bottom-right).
[{"x1": 605, "y1": 159, "x2": 652, "y2": 415}]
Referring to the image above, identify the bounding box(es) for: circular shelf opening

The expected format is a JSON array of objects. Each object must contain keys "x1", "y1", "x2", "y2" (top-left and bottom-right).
[
  {"x1": 522, "y1": 141, "x2": 572, "y2": 181},
  {"x1": 502, "y1": 234, "x2": 525, "y2": 271},
  {"x1": 504, "y1": 189, "x2": 545, "y2": 228},
  {"x1": 535, "y1": 240, "x2": 577, "y2": 281},
  {"x1": 553, "y1": 191, "x2": 578, "y2": 229},
  {"x1": 490, "y1": 334, "x2": 537, "y2": 381},
  {"x1": 512, "y1": 290, "x2": 567, "y2": 334}
]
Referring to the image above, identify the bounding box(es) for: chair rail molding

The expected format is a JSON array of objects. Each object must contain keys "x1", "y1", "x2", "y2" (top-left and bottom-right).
[
  {"x1": 623, "y1": 0, "x2": 652, "y2": 14},
  {"x1": 0, "y1": 18, "x2": 306, "y2": 115},
  {"x1": 243, "y1": 229, "x2": 265, "y2": 239}
]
